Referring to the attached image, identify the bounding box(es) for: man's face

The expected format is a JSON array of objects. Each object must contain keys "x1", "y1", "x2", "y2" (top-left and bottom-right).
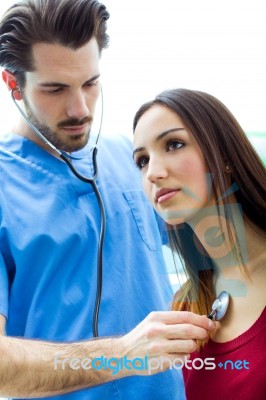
[{"x1": 22, "y1": 39, "x2": 101, "y2": 152}]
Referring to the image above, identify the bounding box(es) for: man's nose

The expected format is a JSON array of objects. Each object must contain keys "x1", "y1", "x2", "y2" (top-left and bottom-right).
[{"x1": 66, "y1": 91, "x2": 89, "y2": 120}]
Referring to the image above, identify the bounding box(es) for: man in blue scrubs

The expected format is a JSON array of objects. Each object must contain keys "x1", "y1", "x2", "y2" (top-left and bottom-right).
[{"x1": 0, "y1": 1, "x2": 214, "y2": 398}]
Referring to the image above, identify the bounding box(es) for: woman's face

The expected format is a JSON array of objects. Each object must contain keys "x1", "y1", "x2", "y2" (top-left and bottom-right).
[{"x1": 133, "y1": 105, "x2": 215, "y2": 225}]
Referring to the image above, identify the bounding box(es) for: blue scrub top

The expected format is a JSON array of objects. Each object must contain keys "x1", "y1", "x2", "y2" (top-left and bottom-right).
[{"x1": 0, "y1": 133, "x2": 185, "y2": 400}]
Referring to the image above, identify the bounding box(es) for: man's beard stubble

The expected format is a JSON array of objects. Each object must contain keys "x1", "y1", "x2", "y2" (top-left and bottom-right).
[{"x1": 23, "y1": 96, "x2": 93, "y2": 152}]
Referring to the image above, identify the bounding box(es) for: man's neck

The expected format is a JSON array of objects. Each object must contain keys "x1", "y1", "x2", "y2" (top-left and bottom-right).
[{"x1": 13, "y1": 117, "x2": 61, "y2": 158}]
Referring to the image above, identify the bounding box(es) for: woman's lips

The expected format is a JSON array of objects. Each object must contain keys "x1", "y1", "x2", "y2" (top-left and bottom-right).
[{"x1": 156, "y1": 188, "x2": 181, "y2": 204}]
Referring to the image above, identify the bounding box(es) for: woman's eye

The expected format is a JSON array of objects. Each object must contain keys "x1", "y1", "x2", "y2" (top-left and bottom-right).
[
  {"x1": 135, "y1": 156, "x2": 149, "y2": 170},
  {"x1": 166, "y1": 140, "x2": 184, "y2": 151}
]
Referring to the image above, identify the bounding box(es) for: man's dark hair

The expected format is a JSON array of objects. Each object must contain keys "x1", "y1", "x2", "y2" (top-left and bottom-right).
[{"x1": 0, "y1": 0, "x2": 109, "y2": 86}]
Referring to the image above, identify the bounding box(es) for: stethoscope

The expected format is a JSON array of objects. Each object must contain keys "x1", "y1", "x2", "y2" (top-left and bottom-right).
[
  {"x1": 208, "y1": 291, "x2": 230, "y2": 321},
  {"x1": 11, "y1": 87, "x2": 105, "y2": 337},
  {"x1": 11, "y1": 87, "x2": 231, "y2": 332}
]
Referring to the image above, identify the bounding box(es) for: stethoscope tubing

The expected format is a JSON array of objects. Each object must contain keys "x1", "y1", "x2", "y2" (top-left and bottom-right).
[
  {"x1": 11, "y1": 88, "x2": 106, "y2": 337},
  {"x1": 61, "y1": 149, "x2": 106, "y2": 337}
]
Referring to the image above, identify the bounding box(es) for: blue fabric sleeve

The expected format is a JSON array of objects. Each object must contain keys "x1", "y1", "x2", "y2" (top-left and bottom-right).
[
  {"x1": 154, "y1": 211, "x2": 169, "y2": 245},
  {"x1": 0, "y1": 250, "x2": 8, "y2": 318}
]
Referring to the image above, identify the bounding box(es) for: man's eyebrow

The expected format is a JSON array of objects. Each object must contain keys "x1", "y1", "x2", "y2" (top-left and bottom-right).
[
  {"x1": 38, "y1": 73, "x2": 101, "y2": 87},
  {"x1": 133, "y1": 128, "x2": 185, "y2": 158}
]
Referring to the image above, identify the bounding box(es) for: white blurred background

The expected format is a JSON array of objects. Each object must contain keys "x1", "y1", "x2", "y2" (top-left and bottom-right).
[{"x1": 0, "y1": 0, "x2": 266, "y2": 142}]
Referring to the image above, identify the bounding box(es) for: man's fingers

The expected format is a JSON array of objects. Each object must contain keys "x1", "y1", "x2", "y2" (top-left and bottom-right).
[
  {"x1": 166, "y1": 323, "x2": 210, "y2": 340},
  {"x1": 165, "y1": 339, "x2": 197, "y2": 355},
  {"x1": 147, "y1": 337, "x2": 197, "y2": 356},
  {"x1": 147, "y1": 311, "x2": 215, "y2": 331}
]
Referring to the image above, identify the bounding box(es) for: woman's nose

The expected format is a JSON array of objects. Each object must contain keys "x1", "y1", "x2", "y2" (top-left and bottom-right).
[{"x1": 146, "y1": 158, "x2": 168, "y2": 182}]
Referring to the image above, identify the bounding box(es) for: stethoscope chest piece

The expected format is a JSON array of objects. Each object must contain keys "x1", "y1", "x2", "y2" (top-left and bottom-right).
[{"x1": 208, "y1": 291, "x2": 230, "y2": 321}]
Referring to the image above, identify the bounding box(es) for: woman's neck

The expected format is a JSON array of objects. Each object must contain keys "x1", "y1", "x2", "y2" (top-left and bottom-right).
[
  {"x1": 188, "y1": 204, "x2": 266, "y2": 342},
  {"x1": 187, "y1": 203, "x2": 266, "y2": 293}
]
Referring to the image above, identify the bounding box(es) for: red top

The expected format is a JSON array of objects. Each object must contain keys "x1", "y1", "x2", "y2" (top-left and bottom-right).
[{"x1": 183, "y1": 307, "x2": 266, "y2": 400}]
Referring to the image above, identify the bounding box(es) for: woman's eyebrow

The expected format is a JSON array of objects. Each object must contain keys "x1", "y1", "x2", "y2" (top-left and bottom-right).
[
  {"x1": 156, "y1": 128, "x2": 185, "y2": 141},
  {"x1": 133, "y1": 128, "x2": 185, "y2": 158}
]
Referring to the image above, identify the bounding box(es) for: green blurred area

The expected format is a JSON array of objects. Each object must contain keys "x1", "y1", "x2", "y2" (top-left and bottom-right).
[{"x1": 246, "y1": 132, "x2": 266, "y2": 166}]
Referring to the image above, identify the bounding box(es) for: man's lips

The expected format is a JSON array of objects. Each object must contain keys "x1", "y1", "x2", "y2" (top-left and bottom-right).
[
  {"x1": 155, "y1": 188, "x2": 181, "y2": 204},
  {"x1": 61, "y1": 124, "x2": 88, "y2": 135}
]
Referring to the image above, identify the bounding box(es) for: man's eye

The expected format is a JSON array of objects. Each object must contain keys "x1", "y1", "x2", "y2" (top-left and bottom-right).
[
  {"x1": 47, "y1": 88, "x2": 63, "y2": 94},
  {"x1": 166, "y1": 140, "x2": 184, "y2": 151},
  {"x1": 135, "y1": 156, "x2": 149, "y2": 170},
  {"x1": 85, "y1": 80, "x2": 98, "y2": 87}
]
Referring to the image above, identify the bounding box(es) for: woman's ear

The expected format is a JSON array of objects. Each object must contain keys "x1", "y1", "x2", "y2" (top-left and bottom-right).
[
  {"x1": 224, "y1": 160, "x2": 232, "y2": 174},
  {"x1": 2, "y1": 69, "x2": 23, "y2": 100},
  {"x1": 224, "y1": 164, "x2": 232, "y2": 174}
]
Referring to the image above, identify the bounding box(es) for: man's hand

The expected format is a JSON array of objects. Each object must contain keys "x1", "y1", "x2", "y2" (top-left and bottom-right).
[
  {"x1": 119, "y1": 311, "x2": 215, "y2": 374},
  {"x1": 0, "y1": 311, "x2": 215, "y2": 397}
]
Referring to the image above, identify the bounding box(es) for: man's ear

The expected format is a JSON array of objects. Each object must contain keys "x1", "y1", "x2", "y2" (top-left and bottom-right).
[{"x1": 2, "y1": 69, "x2": 23, "y2": 100}]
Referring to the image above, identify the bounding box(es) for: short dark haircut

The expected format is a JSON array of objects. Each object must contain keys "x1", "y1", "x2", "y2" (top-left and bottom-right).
[{"x1": 0, "y1": 0, "x2": 109, "y2": 85}]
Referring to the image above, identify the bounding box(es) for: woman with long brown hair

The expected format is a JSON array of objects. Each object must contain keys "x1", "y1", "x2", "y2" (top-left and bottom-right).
[{"x1": 133, "y1": 88, "x2": 266, "y2": 399}]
